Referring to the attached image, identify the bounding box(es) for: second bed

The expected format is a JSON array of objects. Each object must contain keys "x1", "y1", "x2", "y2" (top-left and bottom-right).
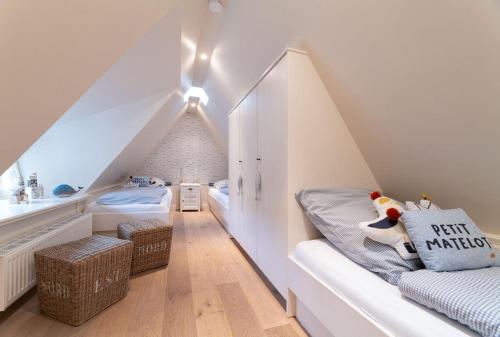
[
  {"x1": 208, "y1": 186, "x2": 229, "y2": 231},
  {"x1": 88, "y1": 187, "x2": 172, "y2": 231}
]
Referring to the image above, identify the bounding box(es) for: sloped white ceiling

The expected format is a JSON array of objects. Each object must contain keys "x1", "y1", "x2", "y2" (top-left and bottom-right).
[
  {"x1": 18, "y1": 11, "x2": 181, "y2": 195},
  {"x1": 89, "y1": 91, "x2": 186, "y2": 190},
  {"x1": 19, "y1": 92, "x2": 171, "y2": 194},
  {"x1": 90, "y1": 0, "x2": 219, "y2": 190},
  {"x1": 198, "y1": 0, "x2": 500, "y2": 234},
  {"x1": 0, "y1": 0, "x2": 176, "y2": 175}
]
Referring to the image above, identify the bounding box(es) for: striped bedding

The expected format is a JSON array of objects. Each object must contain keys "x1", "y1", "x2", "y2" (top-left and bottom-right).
[{"x1": 399, "y1": 267, "x2": 500, "y2": 337}]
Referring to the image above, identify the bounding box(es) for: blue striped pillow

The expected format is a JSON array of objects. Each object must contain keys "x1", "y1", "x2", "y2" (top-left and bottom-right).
[{"x1": 131, "y1": 176, "x2": 150, "y2": 187}]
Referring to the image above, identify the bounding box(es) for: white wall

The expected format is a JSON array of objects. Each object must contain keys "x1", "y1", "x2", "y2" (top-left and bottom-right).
[
  {"x1": 135, "y1": 111, "x2": 228, "y2": 184},
  {"x1": 89, "y1": 92, "x2": 186, "y2": 190},
  {"x1": 18, "y1": 92, "x2": 171, "y2": 195},
  {"x1": 198, "y1": 0, "x2": 500, "y2": 234},
  {"x1": 17, "y1": 11, "x2": 181, "y2": 195},
  {"x1": 0, "y1": 0, "x2": 176, "y2": 174}
]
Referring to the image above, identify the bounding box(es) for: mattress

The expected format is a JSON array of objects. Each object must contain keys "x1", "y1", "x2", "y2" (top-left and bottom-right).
[
  {"x1": 291, "y1": 239, "x2": 479, "y2": 337},
  {"x1": 208, "y1": 187, "x2": 229, "y2": 210},
  {"x1": 89, "y1": 187, "x2": 172, "y2": 214}
]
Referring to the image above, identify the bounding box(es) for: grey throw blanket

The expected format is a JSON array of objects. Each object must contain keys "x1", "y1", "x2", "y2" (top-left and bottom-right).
[{"x1": 399, "y1": 267, "x2": 500, "y2": 337}]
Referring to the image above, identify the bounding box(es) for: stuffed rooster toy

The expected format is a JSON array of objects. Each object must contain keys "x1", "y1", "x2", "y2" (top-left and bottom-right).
[{"x1": 359, "y1": 191, "x2": 418, "y2": 260}]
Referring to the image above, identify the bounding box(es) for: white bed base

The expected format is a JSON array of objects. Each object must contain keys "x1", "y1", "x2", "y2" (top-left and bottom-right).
[
  {"x1": 287, "y1": 256, "x2": 393, "y2": 337},
  {"x1": 208, "y1": 193, "x2": 230, "y2": 232},
  {"x1": 92, "y1": 210, "x2": 171, "y2": 232}
]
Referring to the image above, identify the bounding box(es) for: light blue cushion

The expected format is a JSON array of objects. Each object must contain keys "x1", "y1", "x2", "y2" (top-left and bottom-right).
[{"x1": 401, "y1": 208, "x2": 497, "y2": 271}]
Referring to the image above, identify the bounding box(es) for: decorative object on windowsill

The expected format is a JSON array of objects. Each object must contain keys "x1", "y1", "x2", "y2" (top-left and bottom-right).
[
  {"x1": 27, "y1": 172, "x2": 44, "y2": 199},
  {"x1": 9, "y1": 176, "x2": 29, "y2": 204},
  {"x1": 53, "y1": 184, "x2": 83, "y2": 198}
]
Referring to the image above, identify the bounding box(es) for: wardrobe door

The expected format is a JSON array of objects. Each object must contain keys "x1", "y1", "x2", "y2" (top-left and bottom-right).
[
  {"x1": 228, "y1": 106, "x2": 242, "y2": 239},
  {"x1": 239, "y1": 90, "x2": 258, "y2": 260},
  {"x1": 256, "y1": 58, "x2": 288, "y2": 297}
]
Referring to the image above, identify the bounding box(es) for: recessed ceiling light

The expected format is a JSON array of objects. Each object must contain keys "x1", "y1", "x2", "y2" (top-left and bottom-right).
[
  {"x1": 209, "y1": 0, "x2": 224, "y2": 13},
  {"x1": 183, "y1": 87, "x2": 209, "y2": 105},
  {"x1": 200, "y1": 53, "x2": 208, "y2": 61}
]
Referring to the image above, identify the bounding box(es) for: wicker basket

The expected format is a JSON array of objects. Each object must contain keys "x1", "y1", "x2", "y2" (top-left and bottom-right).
[
  {"x1": 34, "y1": 235, "x2": 133, "y2": 326},
  {"x1": 117, "y1": 219, "x2": 173, "y2": 275}
]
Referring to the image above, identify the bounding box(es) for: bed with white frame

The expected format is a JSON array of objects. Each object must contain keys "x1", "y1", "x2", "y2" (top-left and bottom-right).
[
  {"x1": 286, "y1": 238, "x2": 480, "y2": 337},
  {"x1": 87, "y1": 186, "x2": 172, "y2": 232},
  {"x1": 208, "y1": 186, "x2": 229, "y2": 231}
]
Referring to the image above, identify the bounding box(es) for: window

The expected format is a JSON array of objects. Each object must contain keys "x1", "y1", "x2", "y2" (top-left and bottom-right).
[{"x1": 0, "y1": 162, "x2": 21, "y2": 200}]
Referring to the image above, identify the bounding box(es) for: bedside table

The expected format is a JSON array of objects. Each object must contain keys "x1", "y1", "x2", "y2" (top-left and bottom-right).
[{"x1": 180, "y1": 183, "x2": 201, "y2": 212}]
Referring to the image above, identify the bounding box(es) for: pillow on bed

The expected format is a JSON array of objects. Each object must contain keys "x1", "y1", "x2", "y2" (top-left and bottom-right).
[
  {"x1": 296, "y1": 188, "x2": 423, "y2": 285},
  {"x1": 219, "y1": 186, "x2": 229, "y2": 195},
  {"x1": 149, "y1": 177, "x2": 166, "y2": 188},
  {"x1": 401, "y1": 208, "x2": 497, "y2": 271},
  {"x1": 214, "y1": 179, "x2": 229, "y2": 190},
  {"x1": 131, "y1": 175, "x2": 151, "y2": 187}
]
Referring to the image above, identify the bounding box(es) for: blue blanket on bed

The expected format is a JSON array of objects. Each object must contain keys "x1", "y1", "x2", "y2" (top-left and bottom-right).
[
  {"x1": 97, "y1": 187, "x2": 167, "y2": 205},
  {"x1": 399, "y1": 267, "x2": 500, "y2": 337}
]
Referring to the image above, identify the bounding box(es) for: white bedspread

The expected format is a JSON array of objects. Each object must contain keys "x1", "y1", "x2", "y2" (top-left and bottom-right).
[
  {"x1": 89, "y1": 188, "x2": 172, "y2": 214},
  {"x1": 208, "y1": 187, "x2": 229, "y2": 210},
  {"x1": 292, "y1": 239, "x2": 479, "y2": 337}
]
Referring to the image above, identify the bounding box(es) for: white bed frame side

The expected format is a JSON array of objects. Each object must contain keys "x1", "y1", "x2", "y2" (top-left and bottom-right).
[
  {"x1": 287, "y1": 256, "x2": 394, "y2": 337},
  {"x1": 92, "y1": 210, "x2": 171, "y2": 232},
  {"x1": 208, "y1": 193, "x2": 230, "y2": 233}
]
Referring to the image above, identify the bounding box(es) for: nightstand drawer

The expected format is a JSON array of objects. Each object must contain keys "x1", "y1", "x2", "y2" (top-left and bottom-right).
[
  {"x1": 181, "y1": 186, "x2": 200, "y2": 193},
  {"x1": 180, "y1": 183, "x2": 201, "y2": 212}
]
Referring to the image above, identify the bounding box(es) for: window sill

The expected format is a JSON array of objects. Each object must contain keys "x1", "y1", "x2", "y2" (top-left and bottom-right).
[{"x1": 0, "y1": 195, "x2": 88, "y2": 228}]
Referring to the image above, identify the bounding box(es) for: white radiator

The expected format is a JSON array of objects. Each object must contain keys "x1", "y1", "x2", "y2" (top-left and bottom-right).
[{"x1": 0, "y1": 212, "x2": 92, "y2": 311}]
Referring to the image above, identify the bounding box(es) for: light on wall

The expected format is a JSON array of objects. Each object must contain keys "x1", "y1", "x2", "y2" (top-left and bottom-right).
[{"x1": 184, "y1": 87, "x2": 209, "y2": 106}]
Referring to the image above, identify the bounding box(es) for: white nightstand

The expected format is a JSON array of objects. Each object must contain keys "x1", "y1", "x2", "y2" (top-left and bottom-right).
[{"x1": 180, "y1": 183, "x2": 201, "y2": 212}]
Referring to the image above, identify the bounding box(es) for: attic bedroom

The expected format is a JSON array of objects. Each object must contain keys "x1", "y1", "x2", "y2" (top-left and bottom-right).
[{"x1": 0, "y1": 1, "x2": 499, "y2": 337}]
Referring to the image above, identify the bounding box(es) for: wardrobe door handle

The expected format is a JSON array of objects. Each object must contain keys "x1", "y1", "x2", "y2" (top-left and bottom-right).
[
  {"x1": 255, "y1": 172, "x2": 261, "y2": 201},
  {"x1": 237, "y1": 175, "x2": 243, "y2": 195}
]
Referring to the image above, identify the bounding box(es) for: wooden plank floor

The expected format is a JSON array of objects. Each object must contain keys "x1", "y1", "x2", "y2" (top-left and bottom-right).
[{"x1": 0, "y1": 212, "x2": 308, "y2": 337}]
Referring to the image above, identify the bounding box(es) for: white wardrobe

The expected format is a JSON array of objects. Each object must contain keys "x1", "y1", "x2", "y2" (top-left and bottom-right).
[{"x1": 228, "y1": 49, "x2": 378, "y2": 298}]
